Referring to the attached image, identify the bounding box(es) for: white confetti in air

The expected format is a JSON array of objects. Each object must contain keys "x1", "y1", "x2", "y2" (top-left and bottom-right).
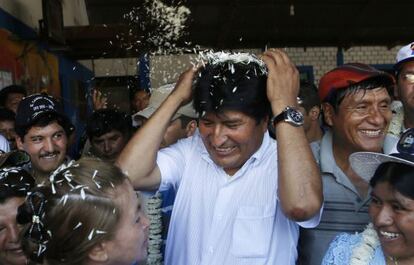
[
  {"x1": 94, "y1": 180, "x2": 101, "y2": 189},
  {"x1": 73, "y1": 222, "x2": 82, "y2": 230},
  {"x1": 96, "y1": 230, "x2": 107, "y2": 234},
  {"x1": 232, "y1": 86, "x2": 238, "y2": 93},
  {"x1": 197, "y1": 51, "x2": 267, "y2": 75},
  {"x1": 92, "y1": 170, "x2": 98, "y2": 179},
  {"x1": 88, "y1": 229, "x2": 95, "y2": 240},
  {"x1": 119, "y1": 0, "x2": 191, "y2": 55},
  {"x1": 80, "y1": 188, "x2": 86, "y2": 200},
  {"x1": 60, "y1": 194, "x2": 68, "y2": 206}
]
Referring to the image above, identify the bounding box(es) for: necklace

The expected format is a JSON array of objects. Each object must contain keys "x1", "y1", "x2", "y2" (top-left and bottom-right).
[
  {"x1": 388, "y1": 256, "x2": 399, "y2": 265},
  {"x1": 350, "y1": 223, "x2": 380, "y2": 265}
]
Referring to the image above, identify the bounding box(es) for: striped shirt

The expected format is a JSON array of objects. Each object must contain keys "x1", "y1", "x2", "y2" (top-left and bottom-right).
[
  {"x1": 298, "y1": 131, "x2": 370, "y2": 265},
  {"x1": 157, "y1": 130, "x2": 321, "y2": 265}
]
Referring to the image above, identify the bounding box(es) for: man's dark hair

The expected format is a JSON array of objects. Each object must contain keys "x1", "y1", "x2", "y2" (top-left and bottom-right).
[
  {"x1": 299, "y1": 81, "x2": 320, "y2": 113},
  {"x1": 193, "y1": 62, "x2": 270, "y2": 123},
  {"x1": 0, "y1": 85, "x2": 27, "y2": 107},
  {"x1": 15, "y1": 113, "x2": 74, "y2": 140},
  {"x1": 176, "y1": 115, "x2": 197, "y2": 129},
  {"x1": 370, "y1": 162, "x2": 414, "y2": 200},
  {"x1": 325, "y1": 75, "x2": 394, "y2": 112},
  {"x1": 130, "y1": 87, "x2": 151, "y2": 100},
  {"x1": 86, "y1": 109, "x2": 132, "y2": 139},
  {"x1": 0, "y1": 107, "x2": 15, "y2": 122}
]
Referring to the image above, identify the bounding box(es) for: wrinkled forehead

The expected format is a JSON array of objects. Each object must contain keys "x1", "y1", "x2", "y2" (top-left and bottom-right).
[{"x1": 341, "y1": 86, "x2": 392, "y2": 104}]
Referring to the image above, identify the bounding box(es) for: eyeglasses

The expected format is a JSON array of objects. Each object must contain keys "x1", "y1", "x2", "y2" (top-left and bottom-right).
[{"x1": 400, "y1": 73, "x2": 414, "y2": 84}]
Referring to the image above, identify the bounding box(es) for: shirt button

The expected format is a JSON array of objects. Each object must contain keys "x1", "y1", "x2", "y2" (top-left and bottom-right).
[{"x1": 209, "y1": 247, "x2": 214, "y2": 253}]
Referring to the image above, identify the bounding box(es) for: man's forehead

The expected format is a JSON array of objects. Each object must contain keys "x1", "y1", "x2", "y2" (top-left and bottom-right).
[
  {"x1": 26, "y1": 121, "x2": 65, "y2": 135},
  {"x1": 342, "y1": 87, "x2": 391, "y2": 104},
  {"x1": 400, "y1": 61, "x2": 414, "y2": 73},
  {"x1": 201, "y1": 110, "x2": 250, "y2": 121},
  {"x1": 93, "y1": 129, "x2": 124, "y2": 140}
]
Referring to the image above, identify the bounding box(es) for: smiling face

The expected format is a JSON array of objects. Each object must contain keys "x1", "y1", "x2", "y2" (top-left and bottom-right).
[
  {"x1": 0, "y1": 197, "x2": 27, "y2": 265},
  {"x1": 199, "y1": 110, "x2": 267, "y2": 176},
  {"x1": 104, "y1": 180, "x2": 150, "y2": 265},
  {"x1": 369, "y1": 181, "x2": 414, "y2": 262},
  {"x1": 325, "y1": 87, "x2": 392, "y2": 154},
  {"x1": 16, "y1": 121, "x2": 68, "y2": 177}
]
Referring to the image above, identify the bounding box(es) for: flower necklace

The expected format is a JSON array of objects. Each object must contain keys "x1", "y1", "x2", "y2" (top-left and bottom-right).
[
  {"x1": 388, "y1": 256, "x2": 399, "y2": 265},
  {"x1": 350, "y1": 223, "x2": 380, "y2": 265}
]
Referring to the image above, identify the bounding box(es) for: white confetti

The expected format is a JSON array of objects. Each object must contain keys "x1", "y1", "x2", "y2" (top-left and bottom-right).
[
  {"x1": 73, "y1": 222, "x2": 82, "y2": 230},
  {"x1": 88, "y1": 229, "x2": 95, "y2": 240}
]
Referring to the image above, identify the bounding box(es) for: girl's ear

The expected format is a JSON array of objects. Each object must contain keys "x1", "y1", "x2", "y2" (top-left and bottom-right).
[{"x1": 88, "y1": 242, "x2": 109, "y2": 263}]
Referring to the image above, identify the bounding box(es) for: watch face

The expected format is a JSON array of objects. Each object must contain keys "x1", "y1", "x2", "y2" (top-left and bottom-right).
[{"x1": 287, "y1": 109, "x2": 304, "y2": 124}]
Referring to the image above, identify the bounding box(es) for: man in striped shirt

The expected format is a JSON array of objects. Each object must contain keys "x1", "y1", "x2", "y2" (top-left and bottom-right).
[{"x1": 298, "y1": 63, "x2": 395, "y2": 265}]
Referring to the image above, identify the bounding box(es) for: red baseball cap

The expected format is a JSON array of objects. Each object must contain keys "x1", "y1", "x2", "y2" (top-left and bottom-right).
[{"x1": 318, "y1": 63, "x2": 394, "y2": 102}]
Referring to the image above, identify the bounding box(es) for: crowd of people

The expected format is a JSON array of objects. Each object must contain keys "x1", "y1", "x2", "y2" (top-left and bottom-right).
[{"x1": 0, "y1": 42, "x2": 414, "y2": 265}]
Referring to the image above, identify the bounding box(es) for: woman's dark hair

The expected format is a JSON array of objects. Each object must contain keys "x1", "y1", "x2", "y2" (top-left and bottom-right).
[
  {"x1": 193, "y1": 62, "x2": 270, "y2": 123},
  {"x1": 370, "y1": 162, "x2": 414, "y2": 199},
  {"x1": 325, "y1": 75, "x2": 394, "y2": 112},
  {"x1": 0, "y1": 167, "x2": 35, "y2": 203}
]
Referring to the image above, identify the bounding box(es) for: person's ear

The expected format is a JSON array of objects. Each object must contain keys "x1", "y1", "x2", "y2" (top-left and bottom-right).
[
  {"x1": 16, "y1": 136, "x2": 24, "y2": 150},
  {"x1": 322, "y1": 103, "x2": 335, "y2": 127},
  {"x1": 185, "y1": 120, "x2": 197, "y2": 137},
  {"x1": 309, "y1": 106, "x2": 321, "y2": 121},
  {"x1": 88, "y1": 242, "x2": 109, "y2": 263}
]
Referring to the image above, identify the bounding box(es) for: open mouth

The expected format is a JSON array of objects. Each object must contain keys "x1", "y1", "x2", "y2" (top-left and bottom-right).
[
  {"x1": 360, "y1": 129, "x2": 383, "y2": 137},
  {"x1": 40, "y1": 153, "x2": 58, "y2": 159},
  {"x1": 379, "y1": 230, "x2": 401, "y2": 240},
  {"x1": 213, "y1": 146, "x2": 236, "y2": 155}
]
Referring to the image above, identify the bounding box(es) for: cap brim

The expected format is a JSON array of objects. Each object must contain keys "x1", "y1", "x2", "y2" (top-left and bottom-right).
[
  {"x1": 136, "y1": 106, "x2": 158, "y2": 119},
  {"x1": 0, "y1": 150, "x2": 31, "y2": 168},
  {"x1": 350, "y1": 152, "x2": 414, "y2": 182},
  {"x1": 394, "y1": 57, "x2": 414, "y2": 70}
]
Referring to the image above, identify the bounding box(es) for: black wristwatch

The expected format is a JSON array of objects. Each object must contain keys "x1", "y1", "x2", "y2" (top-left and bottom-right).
[{"x1": 271, "y1": 106, "x2": 304, "y2": 127}]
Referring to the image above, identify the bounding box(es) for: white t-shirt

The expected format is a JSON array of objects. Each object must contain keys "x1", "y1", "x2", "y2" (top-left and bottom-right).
[{"x1": 157, "y1": 130, "x2": 321, "y2": 265}]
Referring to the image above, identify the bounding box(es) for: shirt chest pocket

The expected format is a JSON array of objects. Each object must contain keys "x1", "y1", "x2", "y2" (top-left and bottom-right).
[{"x1": 231, "y1": 203, "x2": 276, "y2": 258}]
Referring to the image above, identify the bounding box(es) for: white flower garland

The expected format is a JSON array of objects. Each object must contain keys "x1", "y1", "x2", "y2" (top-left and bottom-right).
[
  {"x1": 350, "y1": 223, "x2": 380, "y2": 265},
  {"x1": 388, "y1": 101, "x2": 404, "y2": 137}
]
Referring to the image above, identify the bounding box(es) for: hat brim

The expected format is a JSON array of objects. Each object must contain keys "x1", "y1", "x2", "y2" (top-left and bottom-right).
[
  {"x1": 394, "y1": 57, "x2": 414, "y2": 70},
  {"x1": 0, "y1": 150, "x2": 31, "y2": 168},
  {"x1": 350, "y1": 152, "x2": 414, "y2": 183}
]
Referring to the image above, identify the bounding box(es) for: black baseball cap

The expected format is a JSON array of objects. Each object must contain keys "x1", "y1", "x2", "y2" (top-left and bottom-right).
[{"x1": 15, "y1": 93, "x2": 74, "y2": 134}]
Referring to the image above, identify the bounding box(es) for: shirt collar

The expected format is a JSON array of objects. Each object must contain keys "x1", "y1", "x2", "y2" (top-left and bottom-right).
[{"x1": 320, "y1": 130, "x2": 336, "y2": 175}]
